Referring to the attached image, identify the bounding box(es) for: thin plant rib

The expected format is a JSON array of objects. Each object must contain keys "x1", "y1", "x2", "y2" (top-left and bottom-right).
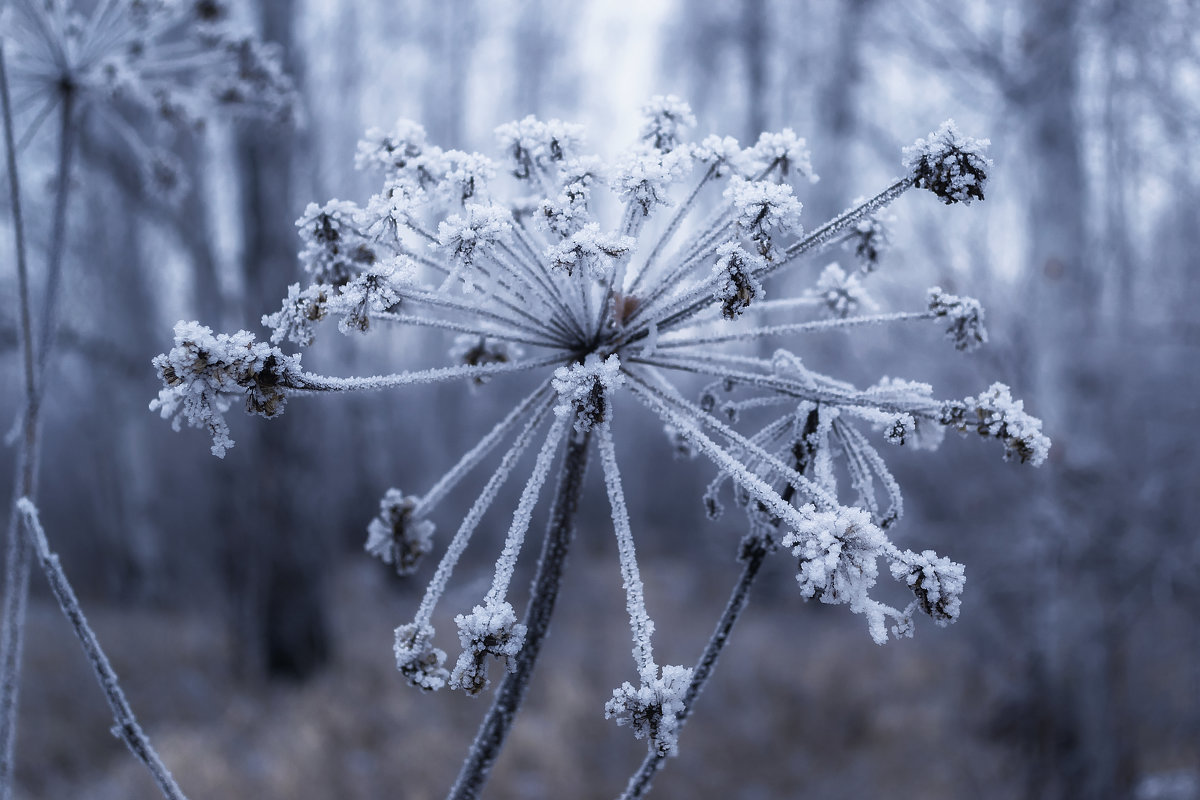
[
  {"x1": 447, "y1": 424, "x2": 591, "y2": 800},
  {"x1": 0, "y1": 42, "x2": 37, "y2": 800},
  {"x1": 15, "y1": 500, "x2": 189, "y2": 800},
  {"x1": 596, "y1": 420, "x2": 657, "y2": 681},
  {"x1": 655, "y1": 310, "x2": 933, "y2": 349}
]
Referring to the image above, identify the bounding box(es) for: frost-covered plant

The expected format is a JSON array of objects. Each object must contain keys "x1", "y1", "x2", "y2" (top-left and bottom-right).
[
  {"x1": 152, "y1": 96, "x2": 1047, "y2": 798},
  {"x1": 0, "y1": 5, "x2": 295, "y2": 795},
  {"x1": 2, "y1": 0, "x2": 294, "y2": 194}
]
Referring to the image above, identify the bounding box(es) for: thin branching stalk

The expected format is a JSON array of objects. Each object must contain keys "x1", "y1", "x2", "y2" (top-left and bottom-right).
[
  {"x1": 447, "y1": 425, "x2": 592, "y2": 800},
  {"x1": 16, "y1": 500, "x2": 189, "y2": 800},
  {"x1": 619, "y1": 536, "x2": 769, "y2": 800},
  {"x1": 0, "y1": 42, "x2": 39, "y2": 800},
  {"x1": 33, "y1": 87, "x2": 77, "y2": 383}
]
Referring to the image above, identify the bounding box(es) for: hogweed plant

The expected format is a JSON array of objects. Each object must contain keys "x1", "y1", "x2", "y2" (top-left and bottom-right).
[
  {"x1": 0, "y1": 2, "x2": 292, "y2": 796},
  {"x1": 150, "y1": 99, "x2": 1049, "y2": 798}
]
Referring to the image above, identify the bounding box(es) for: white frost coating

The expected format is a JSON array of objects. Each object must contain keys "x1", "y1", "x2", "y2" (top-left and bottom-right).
[
  {"x1": 262, "y1": 282, "x2": 330, "y2": 347},
  {"x1": 328, "y1": 263, "x2": 408, "y2": 334},
  {"x1": 597, "y1": 423, "x2": 657, "y2": 680},
  {"x1": 295, "y1": 200, "x2": 377, "y2": 287},
  {"x1": 725, "y1": 176, "x2": 802, "y2": 259},
  {"x1": 484, "y1": 416, "x2": 569, "y2": 605},
  {"x1": 438, "y1": 150, "x2": 496, "y2": 206},
  {"x1": 943, "y1": 383, "x2": 1051, "y2": 466},
  {"x1": 394, "y1": 621, "x2": 449, "y2": 692},
  {"x1": 355, "y1": 118, "x2": 431, "y2": 179},
  {"x1": 150, "y1": 321, "x2": 301, "y2": 457},
  {"x1": 638, "y1": 95, "x2": 696, "y2": 153},
  {"x1": 410, "y1": 399, "x2": 555, "y2": 633},
  {"x1": 927, "y1": 286, "x2": 988, "y2": 351},
  {"x1": 450, "y1": 600, "x2": 527, "y2": 695},
  {"x1": 890, "y1": 549, "x2": 966, "y2": 626},
  {"x1": 544, "y1": 223, "x2": 636, "y2": 280},
  {"x1": 711, "y1": 241, "x2": 765, "y2": 320},
  {"x1": 553, "y1": 353, "x2": 624, "y2": 433},
  {"x1": 494, "y1": 115, "x2": 585, "y2": 178},
  {"x1": 903, "y1": 120, "x2": 992, "y2": 205},
  {"x1": 434, "y1": 203, "x2": 514, "y2": 291},
  {"x1": 744, "y1": 128, "x2": 818, "y2": 183},
  {"x1": 605, "y1": 664, "x2": 693, "y2": 758},
  {"x1": 692, "y1": 134, "x2": 744, "y2": 177},
  {"x1": 808, "y1": 263, "x2": 877, "y2": 318},
  {"x1": 613, "y1": 148, "x2": 691, "y2": 216}
]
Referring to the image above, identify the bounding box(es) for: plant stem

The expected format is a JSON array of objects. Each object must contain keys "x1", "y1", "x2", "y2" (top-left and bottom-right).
[
  {"x1": 16, "y1": 500, "x2": 190, "y2": 800},
  {"x1": 446, "y1": 428, "x2": 592, "y2": 800},
  {"x1": 0, "y1": 42, "x2": 39, "y2": 800},
  {"x1": 618, "y1": 537, "x2": 769, "y2": 800}
]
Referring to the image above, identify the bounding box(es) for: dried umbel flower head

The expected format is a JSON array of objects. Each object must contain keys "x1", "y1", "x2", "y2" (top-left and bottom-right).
[
  {"x1": 153, "y1": 102, "x2": 1047, "y2": 769},
  {"x1": 3, "y1": 0, "x2": 295, "y2": 196}
]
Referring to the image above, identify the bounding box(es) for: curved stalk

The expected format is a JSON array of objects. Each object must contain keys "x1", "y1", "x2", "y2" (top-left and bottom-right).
[{"x1": 446, "y1": 425, "x2": 592, "y2": 800}]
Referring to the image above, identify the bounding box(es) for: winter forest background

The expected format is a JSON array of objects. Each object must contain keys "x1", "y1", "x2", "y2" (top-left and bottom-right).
[{"x1": 1, "y1": 0, "x2": 1198, "y2": 798}]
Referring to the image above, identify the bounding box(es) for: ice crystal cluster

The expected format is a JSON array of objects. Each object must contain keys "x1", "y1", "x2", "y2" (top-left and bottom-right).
[
  {"x1": 2, "y1": 0, "x2": 295, "y2": 195},
  {"x1": 152, "y1": 96, "x2": 1048, "y2": 759}
]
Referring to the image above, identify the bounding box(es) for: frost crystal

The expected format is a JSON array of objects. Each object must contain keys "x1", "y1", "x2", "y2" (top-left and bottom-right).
[
  {"x1": 262, "y1": 283, "x2": 330, "y2": 347},
  {"x1": 150, "y1": 322, "x2": 300, "y2": 457},
  {"x1": 903, "y1": 120, "x2": 992, "y2": 205},
  {"x1": 613, "y1": 149, "x2": 690, "y2": 216},
  {"x1": 604, "y1": 664, "x2": 693, "y2": 757},
  {"x1": 365, "y1": 489, "x2": 435, "y2": 576},
  {"x1": 942, "y1": 383, "x2": 1051, "y2": 465},
  {"x1": 450, "y1": 602, "x2": 527, "y2": 696},
  {"x1": 784, "y1": 505, "x2": 886, "y2": 605},
  {"x1": 928, "y1": 286, "x2": 988, "y2": 351}
]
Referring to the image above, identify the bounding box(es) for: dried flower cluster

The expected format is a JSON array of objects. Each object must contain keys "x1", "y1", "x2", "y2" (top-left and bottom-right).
[{"x1": 152, "y1": 96, "x2": 1047, "y2": 772}]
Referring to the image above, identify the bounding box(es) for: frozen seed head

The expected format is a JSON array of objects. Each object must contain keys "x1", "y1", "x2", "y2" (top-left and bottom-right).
[
  {"x1": 903, "y1": 120, "x2": 992, "y2": 205},
  {"x1": 605, "y1": 664, "x2": 693, "y2": 757},
  {"x1": 545, "y1": 223, "x2": 636, "y2": 280},
  {"x1": 891, "y1": 550, "x2": 966, "y2": 626},
  {"x1": 745, "y1": 128, "x2": 817, "y2": 182},
  {"x1": 846, "y1": 205, "x2": 893, "y2": 272},
  {"x1": 495, "y1": 116, "x2": 586, "y2": 179},
  {"x1": 726, "y1": 176, "x2": 802, "y2": 260},
  {"x1": 783, "y1": 505, "x2": 886, "y2": 605},
  {"x1": 150, "y1": 322, "x2": 300, "y2": 457},
  {"x1": 296, "y1": 200, "x2": 378, "y2": 287},
  {"x1": 553, "y1": 354, "x2": 623, "y2": 434},
  {"x1": 809, "y1": 263, "x2": 876, "y2": 318},
  {"x1": 450, "y1": 601, "x2": 527, "y2": 696},
  {"x1": 394, "y1": 622, "x2": 449, "y2": 692},
  {"x1": 435, "y1": 203, "x2": 513, "y2": 289},
  {"x1": 365, "y1": 489, "x2": 435, "y2": 576},
  {"x1": 638, "y1": 95, "x2": 697, "y2": 153},
  {"x1": 712, "y1": 241, "x2": 765, "y2": 320},
  {"x1": 941, "y1": 383, "x2": 1051, "y2": 465},
  {"x1": 928, "y1": 286, "x2": 987, "y2": 351}
]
